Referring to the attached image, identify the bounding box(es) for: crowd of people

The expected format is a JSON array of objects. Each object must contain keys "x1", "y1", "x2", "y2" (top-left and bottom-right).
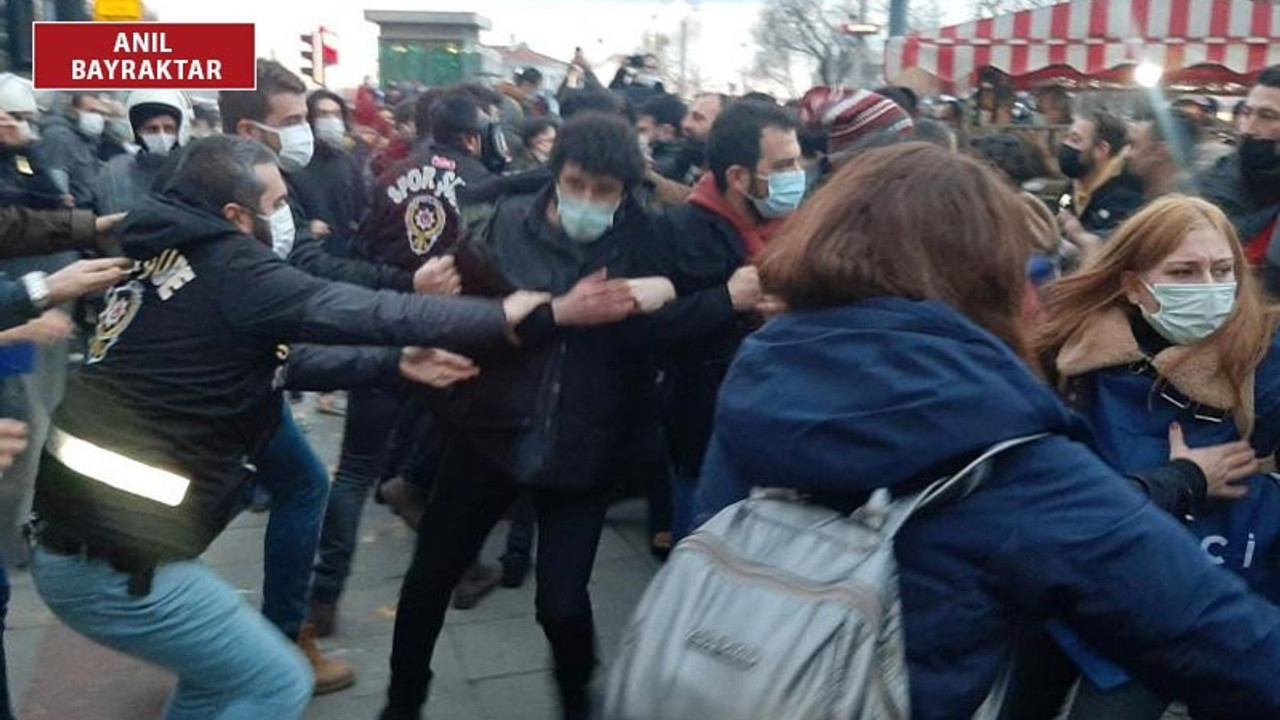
[{"x1": 0, "y1": 43, "x2": 1276, "y2": 720}]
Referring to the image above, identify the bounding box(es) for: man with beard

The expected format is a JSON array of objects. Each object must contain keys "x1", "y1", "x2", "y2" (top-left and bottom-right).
[
  {"x1": 1054, "y1": 110, "x2": 1146, "y2": 258},
  {"x1": 1200, "y1": 65, "x2": 1280, "y2": 294}
]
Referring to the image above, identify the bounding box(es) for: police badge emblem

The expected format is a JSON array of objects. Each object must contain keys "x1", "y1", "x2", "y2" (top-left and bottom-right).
[
  {"x1": 405, "y1": 194, "x2": 447, "y2": 256},
  {"x1": 88, "y1": 280, "x2": 144, "y2": 364}
]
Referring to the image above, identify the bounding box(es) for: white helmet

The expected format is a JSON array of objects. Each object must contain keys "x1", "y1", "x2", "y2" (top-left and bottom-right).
[
  {"x1": 126, "y1": 89, "x2": 192, "y2": 146},
  {"x1": 0, "y1": 74, "x2": 36, "y2": 115}
]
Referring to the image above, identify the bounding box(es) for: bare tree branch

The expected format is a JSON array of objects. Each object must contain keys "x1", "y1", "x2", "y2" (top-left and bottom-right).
[{"x1": 754, "y1": 0, "x2": 860, "y2": 87}]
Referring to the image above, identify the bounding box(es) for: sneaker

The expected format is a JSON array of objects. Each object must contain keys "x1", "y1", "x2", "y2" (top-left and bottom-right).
[
  {"x1": 451, "y1": 563, "x2": 501, "y2": 610},
  {"x1": 308, "y1": 599, "x2": 337, "y2": 639},
  {"x1": 381, "y1": 476, "x2": 427, "y2": 530},
  {"x1": 297, "y1": 622, "x2": 356, "y2": 695},
  {"x1": 499, "y1": 551, "x2": 530, "y2": 588}
]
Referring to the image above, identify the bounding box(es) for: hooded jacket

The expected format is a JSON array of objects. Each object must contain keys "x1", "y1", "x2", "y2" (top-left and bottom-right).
[
  {"x1": 697, "y1": 297, "x2": 1280, "y2": 720},
  {"x1": 34, "y1": 189, "x2": 509, "y2": 563}
]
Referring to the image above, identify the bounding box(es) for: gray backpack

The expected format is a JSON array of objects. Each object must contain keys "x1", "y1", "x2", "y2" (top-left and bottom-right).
[{"x1": 604, "y1": 435, "x2": 1045, "y2": 720}]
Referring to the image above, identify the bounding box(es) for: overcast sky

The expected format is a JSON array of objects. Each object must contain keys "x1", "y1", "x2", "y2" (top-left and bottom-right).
[{"x1": 144, "y1": 0, "x2": 971, "y2": 92}]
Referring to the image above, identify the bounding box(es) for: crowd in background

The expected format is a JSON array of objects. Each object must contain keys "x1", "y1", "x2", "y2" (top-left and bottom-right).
[{"x1": 0, "y1": 42, "x2": 1277, "y2": 720}]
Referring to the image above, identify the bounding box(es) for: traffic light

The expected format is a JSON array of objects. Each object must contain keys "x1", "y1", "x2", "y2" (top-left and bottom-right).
[
  {"x1": 300, "y1": 27, "x2": 338, "y2": 85},
  {"x1": 300, "y1": 31, "x2": 324, "y2": 85}
]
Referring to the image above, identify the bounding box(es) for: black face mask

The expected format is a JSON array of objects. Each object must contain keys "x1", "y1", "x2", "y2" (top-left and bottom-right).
[
  {"x1": 1240, "y1": 136, "x2": 1280, "y2": 203},
  {"x1": 1057, "y1": 144, "x2": 1092, "y2": 180},
  {"x1": 1241, "y1": 136, "x2": 1280, "y2": 174}
]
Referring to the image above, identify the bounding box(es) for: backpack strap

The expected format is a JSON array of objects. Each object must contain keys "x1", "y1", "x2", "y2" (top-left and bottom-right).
[
  {"x1": 882, "y1": 432, "x2": 1049, "y2": 720},
  {"x1": 884, "y1": 433, "x2": 1051, "y2": 540}
]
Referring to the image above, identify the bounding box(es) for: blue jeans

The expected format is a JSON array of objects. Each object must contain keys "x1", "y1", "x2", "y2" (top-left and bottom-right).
[
  {"x1": 31, "y1": 547, "x2": 312, "y2": 720},
  {"x1": 311, "y1": 389, "x2": 401, "y2": 605},
  {"x1": 253, "y1": 403, "x2": 330, "y2": 637},
  {"x1": 0, "y1": 561, "x2": 11, "y2": 720}
]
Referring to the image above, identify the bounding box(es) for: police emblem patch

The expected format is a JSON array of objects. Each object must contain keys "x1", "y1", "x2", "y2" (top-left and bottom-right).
[
  {"x1": 405, "y1": 194, "x2": 447, "y2": 256},
  {"x1": 87, "y1": 280, "x2": 144, "y2": 364}
]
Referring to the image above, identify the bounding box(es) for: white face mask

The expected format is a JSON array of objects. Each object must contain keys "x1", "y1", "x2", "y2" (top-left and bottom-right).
[
  {"x1": 139, "y1": 131, "x2": 177, "y2": 156},
  {"x1": 263, "y1": 204, "x2": 296, "y2": 258},
  {"x1": 1141, "y1": 281, "x2": 1238, "y2": 345},
  {"x1": 78, "y1": 111, "x2": 105, "y2": 138},
  {"x1": 314, "y1": 116, "x2": 345, "y2": 147},
  {"x1": 252, "y1": 121, "x2": 314, "y2": 173}
]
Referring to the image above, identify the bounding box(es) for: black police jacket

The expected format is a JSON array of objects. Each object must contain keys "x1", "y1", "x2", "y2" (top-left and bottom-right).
[{"x1": 34, "y1": 188, "x2": 509, "y2": 563}]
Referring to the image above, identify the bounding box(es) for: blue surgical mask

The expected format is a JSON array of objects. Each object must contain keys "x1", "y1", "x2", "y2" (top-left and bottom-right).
[
  {"x1": 1141, "y1": 281, "x2": 1237, "y2": 345},
  {"x1": 750, "y1": 169, "x2": 806, "y2": 219},
  {"x1": 556, "y1": 185, "x2": 619, "y2": 244}
]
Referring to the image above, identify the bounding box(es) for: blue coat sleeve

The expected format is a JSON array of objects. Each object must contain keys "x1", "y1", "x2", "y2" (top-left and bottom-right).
[{"x1": 979, "y1": 437, "x2": 1280, "y2": 718}]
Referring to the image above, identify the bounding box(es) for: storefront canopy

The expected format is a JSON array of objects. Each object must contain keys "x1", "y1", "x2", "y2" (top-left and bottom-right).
[{"x1": 885, "y1": 0, "x2": 1280, "y2": 92}]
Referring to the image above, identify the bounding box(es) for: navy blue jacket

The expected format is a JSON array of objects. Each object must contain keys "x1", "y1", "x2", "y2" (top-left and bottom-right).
[{"x1": 697, "y1": 297, "x2": 1280, "y2": 720}]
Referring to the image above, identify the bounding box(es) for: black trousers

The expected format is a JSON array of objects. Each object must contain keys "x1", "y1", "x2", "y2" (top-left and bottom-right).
[{"x1": 384, "y1": 437, "x2": 609, "y2": 717}]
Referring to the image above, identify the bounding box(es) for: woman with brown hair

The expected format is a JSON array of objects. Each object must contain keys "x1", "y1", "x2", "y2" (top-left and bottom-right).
[
  {"x1": 1008, "y1": 195, "x2": 1280, "y2": 719},
  {"x1": 694, "y1": 144, "x2": 1280, "y2": 719}
]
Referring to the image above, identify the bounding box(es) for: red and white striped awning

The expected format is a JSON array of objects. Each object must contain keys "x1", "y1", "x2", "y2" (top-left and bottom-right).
[{"x1": 885, "y1": 0, "x2": 1280, "y2": 93}]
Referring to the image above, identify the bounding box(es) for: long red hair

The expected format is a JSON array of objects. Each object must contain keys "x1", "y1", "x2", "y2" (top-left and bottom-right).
[{"x1": 1036, "y1": 194, "x2": 1277, "y2": 433}]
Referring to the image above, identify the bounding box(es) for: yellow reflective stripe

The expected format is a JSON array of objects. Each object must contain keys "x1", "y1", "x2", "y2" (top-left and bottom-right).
[{"x1": 47, "y1": 427, "x2": 190, "y2": 508}]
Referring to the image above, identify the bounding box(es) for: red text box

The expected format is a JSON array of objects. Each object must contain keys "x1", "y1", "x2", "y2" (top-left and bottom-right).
[{"x1": 33, "y1": 23, "x2": 256, "y2": 90}]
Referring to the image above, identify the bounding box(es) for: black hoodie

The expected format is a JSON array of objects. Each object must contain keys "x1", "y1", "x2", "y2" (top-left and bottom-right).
[{"x1": 34, "y1": 189, "x2": 509, "y2": 561}]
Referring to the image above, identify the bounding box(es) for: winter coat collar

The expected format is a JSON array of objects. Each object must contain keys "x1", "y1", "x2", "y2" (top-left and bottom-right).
[
  {"x1": 1073, "y1": 152, "x2": 1128, "y2": 216},
  {"x1": 687, "y1": 173, "x2": 782, "y2": 261},
  {"x1": 1056, "y1": 306, "x2": 1251, "y2": 416}
]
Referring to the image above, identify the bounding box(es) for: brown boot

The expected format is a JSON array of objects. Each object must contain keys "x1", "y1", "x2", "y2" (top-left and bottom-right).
[
  {"x1": 380, "y1": 476, "x2": 427, "y2": 530},
  {"x1": 297, "y1": 622, "x2": 356, "y2": 695},
  {"x1": 308, "y1": 599, "x2": 337, "y2": 639}
]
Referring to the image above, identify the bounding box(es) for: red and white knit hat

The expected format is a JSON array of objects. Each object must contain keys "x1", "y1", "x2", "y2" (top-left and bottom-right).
[{"x1": 799, "y1": 87, "x2": 915, "y2": 154}]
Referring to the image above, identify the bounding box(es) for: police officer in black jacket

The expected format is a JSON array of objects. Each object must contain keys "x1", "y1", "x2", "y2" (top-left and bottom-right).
[{"x1": 27, "y1": 135, "x2": 546, "y2": 720}]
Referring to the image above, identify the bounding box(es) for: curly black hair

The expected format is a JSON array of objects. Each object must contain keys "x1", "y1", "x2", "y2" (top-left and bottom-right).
[{"x1": 550, "y1": 112, "x2": 645, "y2": 189}]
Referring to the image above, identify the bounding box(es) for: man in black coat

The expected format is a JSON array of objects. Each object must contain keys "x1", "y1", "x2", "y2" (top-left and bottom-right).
[
  {"x1": 656, "y1": 101, "x2": 802, "y2": 540},
  {"x1": 1199, "y1": 64, "x2": 1280, "y2": 292},
  {"x1": 381, "y1": 112, "x2": 742, "y2": 720},
  {"x1": 1055, "y1": 110, "x2": 1146, "y2": 257}
]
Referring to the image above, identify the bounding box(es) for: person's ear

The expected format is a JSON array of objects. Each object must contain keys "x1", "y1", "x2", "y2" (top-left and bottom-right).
[
  {"x1": 235, "y1": 119, "x2": 259, "y2": 140},
  {"x1": 726, "y1": 165, "x2": 752, "y2": 196},
  {"x1": 1121, "y1": 270, "x2": 1154, "y2": 311},
  {"x1": 222, "y1": 203, "x2": 252, "y2": 234},
  {"x1": 1094, "y1": 140, "x2": 1112, "y2": 162}
]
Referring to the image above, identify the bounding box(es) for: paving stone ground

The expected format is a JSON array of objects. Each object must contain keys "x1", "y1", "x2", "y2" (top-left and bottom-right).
[{"x1": 8, "y1": 397, "x2": 661, "y2": 720}]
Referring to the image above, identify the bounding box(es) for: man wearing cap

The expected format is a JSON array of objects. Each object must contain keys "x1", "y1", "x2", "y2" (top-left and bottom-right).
[
  {"x1": 655, "y1": 100, "x2": 806, "y2": 541},
  {"x1": 798, "y1": 86, "x2": 915, "y2": 177}
]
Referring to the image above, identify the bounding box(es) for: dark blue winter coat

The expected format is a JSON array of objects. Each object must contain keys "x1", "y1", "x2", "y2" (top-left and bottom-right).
[{"x1": 696, "y1": 296, "x2": 1280, "y2": 720}]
